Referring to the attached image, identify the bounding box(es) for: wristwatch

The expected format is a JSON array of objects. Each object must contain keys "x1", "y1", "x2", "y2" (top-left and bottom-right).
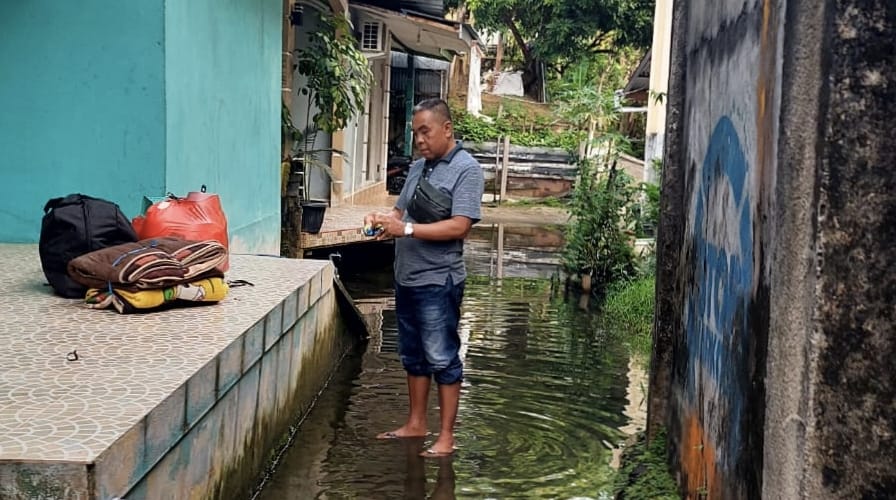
[{"x1": 403, "y1": 222, "x2": 414, "y2": 237}]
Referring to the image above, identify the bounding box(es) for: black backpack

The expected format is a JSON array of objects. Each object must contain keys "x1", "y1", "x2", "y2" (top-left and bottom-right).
[{"x1": 39, "y1": 194, "x2": 138, "y2": 298}]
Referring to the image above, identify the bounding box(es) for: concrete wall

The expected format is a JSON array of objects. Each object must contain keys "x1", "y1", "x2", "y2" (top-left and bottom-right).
[
  {"x1": 125, "y1": 272, "x2": 348, "y2": 499},
  {"x1": 652, "y1": 2, "x2": 782, "y2": 498},
  {"x1": 165, "y1": 0, "x2": 282, "y2": 255},
  {"x1": 0, "y1": 0, "x2": 281, "y2": 254},
  {"x1": 764, "y1": 1, "x2": 896, "y2": 498},
  {"x1": 0, "y1": 2, "x2": 166, "y2": 242},
  {"x1": 651, "y1": 1, "x2": 896, "y2": 498}
]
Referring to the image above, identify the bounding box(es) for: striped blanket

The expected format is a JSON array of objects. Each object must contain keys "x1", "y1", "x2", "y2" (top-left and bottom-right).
[{"x1": 67, "y1": 237, "x2": 227, "y2": 291}]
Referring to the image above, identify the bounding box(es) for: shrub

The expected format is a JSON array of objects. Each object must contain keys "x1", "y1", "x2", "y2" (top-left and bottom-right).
[
  {"x1": 562, "y1": 154, "x2": 637, "y2": 288},
  {"x1": 452, "y1": 106, "x2": 583, "y2": 151}
]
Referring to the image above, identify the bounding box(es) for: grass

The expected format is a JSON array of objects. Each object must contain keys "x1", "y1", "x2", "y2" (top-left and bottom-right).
[
  {"x1": 480, "y1": 93, "x2": 556, "y2": 121},
  {"x1": 504, "y1": 196, "x2": 568, "y2": 208},
  {"x1": 588, "y1": 274, "x2": 677, "y2": 500},
  {"x1": 600, "y1": 275, "x2": 656, "y2": 360},
  {"x1": 611, "y1": 429, "x2": 680, "y2": 499}
]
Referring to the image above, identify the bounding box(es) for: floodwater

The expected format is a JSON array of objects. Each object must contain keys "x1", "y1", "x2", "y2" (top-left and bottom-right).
[{"x1": 256, "y1": 224, "x2": 647, "y2": 499}]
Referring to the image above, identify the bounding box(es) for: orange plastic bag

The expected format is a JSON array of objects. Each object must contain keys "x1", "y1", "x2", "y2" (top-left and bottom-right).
[{"x1": 133, "y1": 186, "x2": 230, "y2": 271}]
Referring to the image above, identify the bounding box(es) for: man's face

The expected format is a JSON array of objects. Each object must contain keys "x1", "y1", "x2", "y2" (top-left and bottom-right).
[{"x1": 412, "y1": 110, "x2": 453, "y2": 161}]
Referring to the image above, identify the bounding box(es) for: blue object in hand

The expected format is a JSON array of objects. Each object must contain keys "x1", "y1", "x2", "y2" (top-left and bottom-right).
[{"x1": 363, "y1": 224, "x2": 384, "y2": 237}]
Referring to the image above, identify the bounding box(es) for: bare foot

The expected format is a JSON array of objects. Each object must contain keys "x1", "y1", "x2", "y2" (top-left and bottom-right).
[
  {"x1": 376, "y1": 424, "x2": 428, "y2": 439},
  {"x1": 419, "y1": 435, "x2": 455, "y2": 457}
]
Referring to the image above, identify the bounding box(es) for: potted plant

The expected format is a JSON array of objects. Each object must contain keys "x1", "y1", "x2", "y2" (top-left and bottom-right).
[{"x1": 286, "y1": 10, "x2": 372, "y2": 234}]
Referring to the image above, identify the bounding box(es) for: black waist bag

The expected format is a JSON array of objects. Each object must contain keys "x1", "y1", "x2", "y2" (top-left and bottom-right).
[
  {"x1": 407, "y1": 177, "x2": 452, "y2": 224},
  {"x1": 39, "y1": 194, "x2": 138, "y2": 298}
]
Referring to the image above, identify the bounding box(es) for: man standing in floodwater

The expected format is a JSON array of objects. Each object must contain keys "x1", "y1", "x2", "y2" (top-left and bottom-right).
[{"x1": 364, "y1": 98, "x2": 484, "y2": 457}]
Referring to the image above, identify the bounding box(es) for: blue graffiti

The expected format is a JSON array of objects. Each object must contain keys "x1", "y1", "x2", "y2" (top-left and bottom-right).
[{"x1": 685, "y1": 116, "x2": 754, "y2": 469}]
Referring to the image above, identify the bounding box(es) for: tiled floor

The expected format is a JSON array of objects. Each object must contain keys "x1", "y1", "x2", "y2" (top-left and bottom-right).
[
  {"x1": 0, "y1": 244, "x2": 326, "y2": 463},
  {"x1": 301, "y1": 202, "x2": 396, "y2": 250}
]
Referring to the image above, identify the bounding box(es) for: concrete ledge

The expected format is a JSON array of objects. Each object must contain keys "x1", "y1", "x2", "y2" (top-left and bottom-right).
[
  {"x1": 0, "y1": 245, "x2": 349, "y2": 499},
  {"x1": 300, "y1": 204, "x2": 382, "y2": 250}
]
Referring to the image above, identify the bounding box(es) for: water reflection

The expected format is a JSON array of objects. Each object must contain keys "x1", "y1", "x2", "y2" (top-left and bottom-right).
[
  {"x1": 256, "y1": 224, "x2": 646, "y2": 499},
  {"x1": 402, "y1": 438, "x2": 457, "y2": 500},
  {"x1": 465, "y1": 223, "x2": 564, "y2": 280}
]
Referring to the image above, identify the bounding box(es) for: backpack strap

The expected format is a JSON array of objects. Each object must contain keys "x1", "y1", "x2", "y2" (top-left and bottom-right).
[
  {"x1": 43, "y1": 197, "x2": 67, "y2": 214},
  {"x1": 44, "y1": 193, "x2": 95, "y2": 213}
]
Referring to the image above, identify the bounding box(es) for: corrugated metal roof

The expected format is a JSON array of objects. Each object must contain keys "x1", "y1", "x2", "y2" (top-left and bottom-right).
[
  {"x1": 624, "y1": 49, "x2": 652, "y2": 94},
  {"x1": 352, "y1": 0, "x2": 444, "y2": 18},
  {"x1": 390, "y1": 51, "x2": 449, "y2": 70}
]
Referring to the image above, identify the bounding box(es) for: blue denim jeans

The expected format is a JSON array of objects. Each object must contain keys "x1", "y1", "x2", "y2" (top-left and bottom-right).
[{"x1": 395, "y1": 276, "x2": 465, "y2": 385}]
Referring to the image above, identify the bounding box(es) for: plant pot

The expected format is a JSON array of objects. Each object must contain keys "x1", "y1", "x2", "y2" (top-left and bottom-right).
[{"x1": 301, "y1": 201, "x2": 327, "y2": 234}]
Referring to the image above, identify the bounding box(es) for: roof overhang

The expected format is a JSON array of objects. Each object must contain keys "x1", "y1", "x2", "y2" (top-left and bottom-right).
[
  {"x1": 351, "y1": 3, "x2": 472, "y2": 60},
  {"x1": 624, "y1": 48, "x2": 652, "y2": 95}
]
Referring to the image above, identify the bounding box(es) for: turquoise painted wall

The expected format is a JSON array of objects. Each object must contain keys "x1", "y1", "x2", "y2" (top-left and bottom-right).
[
  {"x1": 165, "y1": 0, "x2": 282, "y2": 255},
  {"x1": 0, "y1": 2, "x2": 166, "y2": 242}
]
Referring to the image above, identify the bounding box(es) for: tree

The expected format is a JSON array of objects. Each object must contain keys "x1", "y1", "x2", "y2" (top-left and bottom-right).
[
  {"x1": 553, "y1": 51, "x2": 639, "y2": 156},
  {"x1": 464, "y1": 0, "x2": 653, "y2": 97}
]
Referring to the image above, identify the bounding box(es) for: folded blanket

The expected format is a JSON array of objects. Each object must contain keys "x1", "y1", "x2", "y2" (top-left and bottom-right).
[
  {"x1": 68, "y1": 237, "x2": 227, "y2": 291},
  {"x1": 85, "y1": 277, "x2": 229, "y2": 314},
  {"x1": 151, "y1": 238, "x2": 228, "y2": 280}
]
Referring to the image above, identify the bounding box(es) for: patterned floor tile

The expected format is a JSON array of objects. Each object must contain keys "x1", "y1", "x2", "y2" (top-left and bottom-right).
[
  {"x1": 0, "y1": 244, "x2": 328, "y2": 463},
  {"x1": 300, "y1": 204, "x2": 394, "y2": 249}
]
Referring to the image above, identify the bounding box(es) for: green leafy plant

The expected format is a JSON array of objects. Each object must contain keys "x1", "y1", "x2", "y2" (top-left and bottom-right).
[
  {"x1": 282, "y1": 100, "x2": 301, "y2": 147},
  {"x1": 631, "y1": 157, "x2": 662, "y2": 237},
  {"x1": 611, "y1": 429, "x2": 679, "y2": 499},
  {"x1": 504, "y1": 196, "x2": 567, "y2": 208},
  {"x1": 451, "y1": 106, "x2": 583, "y2": 151},
  {"x1": 649, "y1": 89, "x2": 668, "y2": 105},
  {"x1": 600, "y1": 275, "x2": 655, "y2": 359},
  {"x1": 562, "y1": 136, "x2": 637, "y2": 289},
  {"x1": 632, "y1": 181, "x2": 660, "y2": 237},
  {"x1": 290, "y1": 11, "x2": 373, "y2": 196},
  {"x1": 553, "y1": 64, "x2": 616, "y2": 157},
  {"x1": 552, "y1": 54, "x2": 639, "y2": 157}
]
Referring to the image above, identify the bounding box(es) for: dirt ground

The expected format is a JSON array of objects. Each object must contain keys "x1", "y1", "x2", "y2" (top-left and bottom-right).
[{"x1": 479, "y1": 204, "x2": 570, "y2": 225}]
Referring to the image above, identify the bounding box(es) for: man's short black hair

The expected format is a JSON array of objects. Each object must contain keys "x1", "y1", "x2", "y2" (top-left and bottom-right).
[{"x1": 412, "y1": 98, "x2": 453, "y2": 124}]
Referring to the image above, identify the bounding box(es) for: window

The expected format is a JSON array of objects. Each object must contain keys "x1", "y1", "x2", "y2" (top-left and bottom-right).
[{"x1": 361, "y1": 21, "x2": 383, "y2": 52}]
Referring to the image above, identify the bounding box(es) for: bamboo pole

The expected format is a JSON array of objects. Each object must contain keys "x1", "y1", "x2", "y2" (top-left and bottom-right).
[{"x1": 500, "y1": 135, "x2": 510, "y2": 204}]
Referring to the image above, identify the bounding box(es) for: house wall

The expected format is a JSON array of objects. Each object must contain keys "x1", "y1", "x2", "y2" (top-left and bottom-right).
[
  {"x1": 164, "y1": 0, "x2": 282, "y2": 255},
  {"x1": 0, "y1": 1, "x2": 166, "y2": 242},
  {"x1": 292, "y1": 4, "x2": 334, "y2": 203},
  {"x1": 0, "y1": 1, "x2": 283, "y2": 255},
  {"x1": 643, "y1": 0, "x2": 674, "y2": 174},
  {"x1": 652, "y1": 0, "x2": 896, "y2": 498},
  {"x1": 366, "y1": 56, "x2": 390, "y2": 185},
  {"x1": 340, "y1": 107, "x2": 362, "y2": 199}
]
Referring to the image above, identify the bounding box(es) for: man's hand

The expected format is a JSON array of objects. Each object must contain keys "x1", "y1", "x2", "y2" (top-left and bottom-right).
[
  {"x1": 363, "y1": 211, "x2": 380, "y2": 227},
  {"x1": 364, "y1": 209, "x2": 405, "y2": 240},
  {"x1": 363, "y1": 211, "x2": 383, "y2": 237},
  {"x1": 371, "y1": 212, "x2": 405, "y2": 240}
]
